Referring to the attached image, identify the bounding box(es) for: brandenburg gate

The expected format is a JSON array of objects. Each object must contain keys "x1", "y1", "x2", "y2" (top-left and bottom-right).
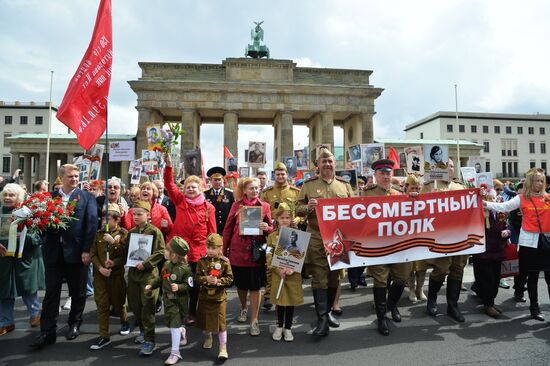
[{"x1": 129, "y1": 58, "x2": 383, "y2": 166}]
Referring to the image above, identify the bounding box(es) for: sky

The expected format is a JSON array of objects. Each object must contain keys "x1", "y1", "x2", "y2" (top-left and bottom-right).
[{"x1": 2, "y1": 0, "x2": 550, "y2": 171}]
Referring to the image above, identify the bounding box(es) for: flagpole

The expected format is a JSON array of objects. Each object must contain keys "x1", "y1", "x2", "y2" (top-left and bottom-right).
[
  {"x1": 45, "y1": 70, "x2": 54, "y2": 182},
  {"x1": 454, "y1": 84, "x2": 461, "y2": 172},
  {"x1": 104, "y1": 109, "x2": 109, "y2": 232}
]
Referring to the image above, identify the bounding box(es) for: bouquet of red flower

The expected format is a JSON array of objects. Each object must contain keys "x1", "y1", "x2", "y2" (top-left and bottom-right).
[{"x1": 12, "y1": 192, "x2": 78, "y2": 235}]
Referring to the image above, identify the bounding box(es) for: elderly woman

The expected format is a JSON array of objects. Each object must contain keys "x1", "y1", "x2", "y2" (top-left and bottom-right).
[
  {"x1": 223, "y1": 177, "x2": 272, "y2": 336},
  {"x1": 97, "y1": 177, "x2": 130, "y2": 219},
  {"x1": 485, "y1": 168, "x2": 550, "y2": 321},
  {"x1": 0, "y1": 183, "x2": 44, "y2": 336},
  {"x1": 122, "y1": 181, "x2": 173, "y2": 238},
  {"x1": 163, "y1": 154, "x2": 216, "y2": 325}
]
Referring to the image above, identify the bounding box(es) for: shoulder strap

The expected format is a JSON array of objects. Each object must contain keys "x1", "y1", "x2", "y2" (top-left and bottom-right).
[{"x1": 528, "y1": 197, "x2": 544, "y2": 234}]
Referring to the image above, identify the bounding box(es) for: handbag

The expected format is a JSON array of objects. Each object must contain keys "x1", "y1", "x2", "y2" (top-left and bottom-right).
[
  {"x1": 529, "y1": 197, "x2": 550, "y2": 251},
  {"x1": 500, "y1": 243, "x2": 519, "y2": 278},
  {"x1": 251, "y1": 238, "x2": 267, "y2": 263}
]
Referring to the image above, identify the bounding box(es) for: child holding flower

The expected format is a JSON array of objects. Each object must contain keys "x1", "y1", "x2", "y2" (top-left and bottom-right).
[{"x1": 195, "y1": 234, "x2": 233, "y2": 361}]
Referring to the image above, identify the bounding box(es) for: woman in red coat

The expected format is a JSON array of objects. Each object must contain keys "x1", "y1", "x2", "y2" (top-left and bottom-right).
[
  {"x1": 163, "y1": 154, "x2": 216, "y2": 324},
  {"x1": 223, "y1": 177, "x2": 272, "y2": 336}
]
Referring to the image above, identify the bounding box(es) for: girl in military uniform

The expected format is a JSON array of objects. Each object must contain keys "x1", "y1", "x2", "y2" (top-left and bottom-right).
[
  {"x1": 195, "y1": 234, "x2": 233, "y2": 361},
  {"x1": 145, "y1": 237, "x2": 192, "y2": 365},
  {"x1": 267, "y1": 203, "x2": 304, "y2": 342},
  {"x1": 89, "y1": 203, "x2": 129, "y2": 350}
]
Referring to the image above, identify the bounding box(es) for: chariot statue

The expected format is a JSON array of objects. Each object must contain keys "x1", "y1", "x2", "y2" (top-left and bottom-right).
[{"x1": 245, "y1": 21, "x2": 270, "y2": 58}]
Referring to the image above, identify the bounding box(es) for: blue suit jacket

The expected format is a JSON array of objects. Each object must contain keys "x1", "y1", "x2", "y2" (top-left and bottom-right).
[{"x1": 42, "y1": 188, "x2": 98, "y2": 265}]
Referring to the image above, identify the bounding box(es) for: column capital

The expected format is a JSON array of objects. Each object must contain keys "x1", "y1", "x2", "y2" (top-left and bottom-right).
[
  {"x1": 135, "y1": 106, "x2": 151, "y2": 113},
  {"x1": 223, "y1": 110, "x2": 239, "y2": 117}
]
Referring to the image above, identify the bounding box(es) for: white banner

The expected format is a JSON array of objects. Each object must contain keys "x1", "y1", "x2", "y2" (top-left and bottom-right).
[{"x1": 109, "y1": 141, "x2": 135, "y2": 161}]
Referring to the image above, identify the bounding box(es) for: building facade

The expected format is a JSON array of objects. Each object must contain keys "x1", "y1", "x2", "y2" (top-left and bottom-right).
[{"x1": 404, "y1": 111, "x2": 550, "y2": 178}]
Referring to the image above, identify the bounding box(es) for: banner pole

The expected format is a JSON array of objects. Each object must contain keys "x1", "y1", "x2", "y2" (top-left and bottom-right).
[
  {"x1": 45, "y1": 70, "x2": 54, "y2": 182},
  {"x1": 105, "y1": 109, "x2": 109, "y2": 232}
]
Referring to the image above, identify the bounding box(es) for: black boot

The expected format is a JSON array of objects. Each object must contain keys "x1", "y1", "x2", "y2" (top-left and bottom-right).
[
  {"x1": 312, "y1": 289, "x2": 330, "y2": 336},
  {"x1": 529, "y1": 303, "x2": 544, "y2": 321},
  {"x1": 326, "y1": 287, "x2": 340, "y2": 328},
  {"x1": 427, "y1": 278, "x2": 443, "y2": 316},
  {"x1": 373, "y1": 287, "x2": 390, "y2": 336},
  {"x1": 446, "y1": 279, "x2": 465, "y2": 322},
  {"x1": 387, "y1": 283, "x2": 405, "y2": 322}
]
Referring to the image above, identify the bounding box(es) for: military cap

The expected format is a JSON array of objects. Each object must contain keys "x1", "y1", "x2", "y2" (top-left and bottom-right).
[
  {"x1": 207, "y1": 166, "x2": 227, "y2": 179},
  {"x1": 169, "y1": 236, "x2": 189, "y2": 256},
  {"x1": 317, "y1": 146, "x2": 334, "y2": 159},
  {"x1": 133, "y1": 200, "x2": 151, "y2": 212},
  {"x1": 206, "y1": 233, "x2": 223, "y2": 247},
  {"x1": 357, "y1": 175, "x2": 367, "y2": 184},
  {"x1": 372, "y1": 159, "x2": 395, "y2": 172},
  {"x1": 405, "y1": 174, "x2": 420, "y2": 186},
  {"x1": 274, "y1": 162, "x2": 287, "y2": 172},
  {"x1": 105, "y1": 202, "x2": 121, "y2": 215}
]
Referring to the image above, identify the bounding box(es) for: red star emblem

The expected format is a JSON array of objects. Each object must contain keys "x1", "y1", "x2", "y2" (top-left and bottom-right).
[{"x1": 324, "y1": 229, "x2": 354, "y2": 266}]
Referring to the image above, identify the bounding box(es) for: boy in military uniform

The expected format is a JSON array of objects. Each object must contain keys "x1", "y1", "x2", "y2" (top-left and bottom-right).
[
  {"x1": 89, "y1": 203, "x2": 129, "y2": 350},
  {"x1": 420, "y1": 158, "x2": 468, "y2": 322},
  {"x1": 195, "y1": 233, "x2": 233, "y2": 361},
  {"x1": 126, "y1": 200, "x2": 165, "y2": 356},
  {"x1": 361, "y1": 159, "x2": 412, "y2": 336},
  {"x1": 296, "y1": 147, "x2": 354, "y2": 337},
  {"x1": 260, "y1": 162, "x2": 301, "y2": 310},
  {"x1": 145, "y1": 237, "x2": 192, "y2": 365}
]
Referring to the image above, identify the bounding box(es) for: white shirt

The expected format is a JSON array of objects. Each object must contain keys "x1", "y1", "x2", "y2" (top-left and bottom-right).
[{"x1": 59, "y1": 188, "x2": 77, "y2": 207}]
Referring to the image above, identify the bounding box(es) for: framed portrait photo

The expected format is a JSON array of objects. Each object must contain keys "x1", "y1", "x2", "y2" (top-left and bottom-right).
[
  {"x1": 239, "y1": 206, "x2": 263, "y2": 235},
  {"x1": 126, "y1": 233, "x2": 154, "y2": 267}
]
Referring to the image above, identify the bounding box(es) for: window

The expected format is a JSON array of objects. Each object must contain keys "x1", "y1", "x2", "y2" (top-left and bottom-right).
[
  {"x1": 20, "y1": 116, "x2": 28, "y2": 125},
  {"x1": 494, "y1": 126, "x2": 500, "y2": 134},
  {"x1": 513, "y1": 150, "x2": 517, "y2": 156},
  {"x1": 529, "y1": 142, "x2": 536, "y2": 154},
  {"x1": 530, "y1": 161, "x2": 536, "y2": 169},
  {"x1": 447, "y1": 124, "x2": 453, "y2": 132},
  {"x1": 517, "y1": 126, "x2": 523, "y2": 134},
  {"x1": 542, "y1": 143, "x2": 547, "y2": 154},
  {"x1": 471, "y1": 125, "x2": 477, "y2": 133},
  {"x1": 3, "y1": 132, "x2": 11, "y2": 141},
  {"x1": 541, "y1": 127, "x2": 546, "y2": 135},
  {"x1": 529, "y1": 127, "x2": 534, "y2": 134},
  {"x1": 420, "y1": 132, "x2": 423, "y2": 139},
  {"x1": 2, "y1": 157, "x2": 10, "y2": 173},
  {"x1": 483, "y1": 141, "x2": 490, "y2": 153},
  {"x1": 513, "y1": 162, "x2": 518, "y2": 177},
  {"x1": 502, "y1": 162, "x2": 507, "y2": 177},
  {"x1": 483, "y1": 126, "x2": 489, "y2": 133},
  {"x1": 35, "y1": 116, "x2": 43, "y2": 125},
  {"x1": 506, "y1": 126, "x2": 512, "y2": 134},
  {"x1": 542, "y1": 162, "x2": 547, "y2": 172},
  {"x1": 501, "y1": 149, "x2": 506, "y2": 157},
  {"x1": 4, "y1": 116, "x2": 12, "y2": 125},
  {"x1": 459, "y1": 125, "x2": 465, "y2": 133},
  {"x1": 485, "y1": 161, "x2": 490, "y2": 172}
]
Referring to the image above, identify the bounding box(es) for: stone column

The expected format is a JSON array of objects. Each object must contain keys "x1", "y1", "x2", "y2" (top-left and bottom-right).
[
  {"x1": 308, "y1": 112, "x2": 334, "y2": 164},
  {"x1": 181, "y1": 109, "x2": 200, "y2": 153},
  {"x1": 360, "y1": 113, "x2": 374, "y2": 143},
  {"x1": 278, "y1": 111, "x2": 293, "y2": 163},
  {"x1": 23, "y1": 154, "x2": 32, "y2": 190},
  {"x1": 136, "y1": 107, "x2": 152, "y2": 156},
  {"x1": 321, "y1": 112, "x2": 335, "y2": 148},
  {"x1": 223, "y1": 111, "x2": 238, "y2": 160},
  {"x1": 343, "y1": 115, "x2": 363, "y2": 165},
  {"x1": 38, "y1": 152, "x2": 47, "y2": 181}
]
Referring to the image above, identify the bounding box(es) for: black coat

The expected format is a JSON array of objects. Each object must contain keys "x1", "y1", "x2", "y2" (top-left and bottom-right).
[{"x1": 204, "y1": 187, "x2": 234, "y2": 235}]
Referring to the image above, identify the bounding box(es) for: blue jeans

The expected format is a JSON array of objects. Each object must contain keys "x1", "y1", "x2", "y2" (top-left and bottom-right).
[
  {"x1": 0, "y1": 293, "x2": 40, "y2": 327},
  {"x1": 86, "y1": 264, "x2": 94, "y2": 296}
]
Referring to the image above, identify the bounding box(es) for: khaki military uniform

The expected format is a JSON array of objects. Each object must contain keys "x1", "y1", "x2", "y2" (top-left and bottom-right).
[
  {"x1": 195, "y1": 256, "x2": 233, "y2": 332},
  {"x1": 421, "y1": 180, "x2": 468, "y2": 282},
  {"x1": 266, "y1": 229, "x2": 304, "y2": 306},
  {"x1": 361, "y1": 185, "x2": 413, "y2": 287},
  {"x1": 126, "y1": 223, "x2": 165, "y2": 343},
  {"x1": 296, "y1": 176, "x2": 354, "y2": 289},
  {"x1": 261, "y1": 183, "x2": 301, "y2": 298},
  {"x1": 148, "y1": 261, "x2": 192, "y2": 328},
  {"x1": 90, "y1": 226, "x2": 129, "y2": 338}
]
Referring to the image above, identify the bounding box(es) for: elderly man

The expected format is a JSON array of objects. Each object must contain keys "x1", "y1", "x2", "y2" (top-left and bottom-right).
[
  {"x1": 361, "y1": 159, "x2": 411, "y2": 336},
  {"x1": 261, "y1": 162, "x2": 301, "y2": 309},
  {"x1": 204, "y1": 167, "x2": 234, "y2": 235},
  {"x1": 421, "y1": 158, "x2": 467, "y2": 322},
  {"x1": 296, "y1": 147, "x2": 354, "y2": 337},
  {"x1": 31, "y1": 164, "x2": 98, "y2": 349}
]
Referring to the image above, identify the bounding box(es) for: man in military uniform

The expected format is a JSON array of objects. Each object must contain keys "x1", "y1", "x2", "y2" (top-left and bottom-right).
[
  {"x1": 420, "y1": 158, "x2": 468, "y2": 322},
  {"x1": 261, "y1": 162, "x2": 301, "y2": 310},
  {"x1": 361, "y1": 159, "x2": 411, "y2": 336},
  {"x1": 296, "y1": 147, "x2": 354, "y2": 337},
  {"x1": 204, "y1": 167, "x2": 234, "y2": 235}
]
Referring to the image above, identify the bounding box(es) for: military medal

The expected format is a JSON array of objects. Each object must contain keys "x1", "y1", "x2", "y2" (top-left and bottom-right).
[
  {"x1": 214, "y1": 263, "x2": 221, "y2": 270},
  {"x1": 170, "y1": 274, "x2": 177, "y2": 281}
]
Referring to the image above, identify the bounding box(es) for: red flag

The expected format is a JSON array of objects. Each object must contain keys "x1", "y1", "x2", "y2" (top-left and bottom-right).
[
  {"x1": 224, "y1": 146, "x2": 234, "y2": 159},
  {"x1": 388, "y1": 147, "x2": 400, "y2": 170},
  {"x1": 57, "y1": 0, "x2": 113, "y2": 150}
]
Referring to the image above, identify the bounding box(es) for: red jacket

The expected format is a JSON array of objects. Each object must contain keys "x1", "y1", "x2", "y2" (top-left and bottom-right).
[
  {"x1": 122, "y1": 201, "x2": 173, "y2": 239},
  {"x1": 164, "y1": 166, "x2": 216, "y2": 263},
  {"x1": 222, "y1": 199, "x2": 273, "y2": 267}
]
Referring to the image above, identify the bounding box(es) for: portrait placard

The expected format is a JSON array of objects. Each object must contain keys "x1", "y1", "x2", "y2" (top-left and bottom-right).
[
  {"x1": 294, "y1": 148, "x2": 308, "y2": 170},
  {"x1": 239, "y1": 206, "x2": 262, "y2": 236},
  {"x1": 335, "y1": 169, "x2": 357, "y2": 187},
  {"x1": 405, "y1": 146, "x2": 424, "y2": 175},
  {"x1": 467, "y1": 156, "x2": 486, "y2": 173},
  {"x1": 146, "y1": 125, "x2": 161, "y2": 151},
  {"x1": 271, "y1": 227, "x2": 311, "y2": 273},
  {"x1": 460, "y1": 167, "x2": 477, "y2": 188},
  {"x1": 348, "y1": 144, "x2": 362, "y2": 162},
  {"x1": 126, "y1": 233, "x2": 153, "y2": 267},
  {"x1": 424, "y1": 144, "x2": 449, "y2": 171},
  {"x1": 239, "y1": 166, "x2": 250, "y2": 177},
  {"x1": 282, "y1": 156, "x2": 298, "y2": 177},
  {"x1": 476, "y1": 172, "x2": 494, "y2": 189},
  {"x1": 248, "y1": 141, "x2": 266, "y2": 167},
  {"x1": 361, "y1": 143, "x2": 385, "y2": 175}
]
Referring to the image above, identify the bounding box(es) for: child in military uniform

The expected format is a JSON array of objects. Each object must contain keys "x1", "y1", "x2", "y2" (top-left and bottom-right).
[
  {"x1": 267, "y1": 203, "x2": 304, "y2": 342},
  {"x1": 126, "y1": 200, "x2": 165, "y2": 357},
  {"x1": 195, "y1": 233, "x2": 233, "y2": 361},
  {"x1": 89, "y1": 203, "x2": 129, "y2": 350},
  {"x1": 145, "y1": 237, "x2": 193, "y2": 365}
]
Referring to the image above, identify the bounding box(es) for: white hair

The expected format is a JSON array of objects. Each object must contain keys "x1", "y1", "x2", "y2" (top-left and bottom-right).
[{"x1": 1, "y1": 183, "x2": 25, "y2": 203}]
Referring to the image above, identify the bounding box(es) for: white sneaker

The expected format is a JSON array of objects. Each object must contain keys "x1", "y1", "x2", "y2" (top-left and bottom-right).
[
  {"x1": 237, "y1": 308, "x2": 248, "y2": 323},
  {"x1": 249, "y1": 321, "x2": 260, "y2": 336},
  {"x1": 283, "y1": 328, "x2": 294, "y2": 342},
  {"x1": 408, "y1": 289, "x2": 417, "y2": 303},
  {"x1": 63, "y1": 298, "x2": 72, "y2": 310},
  {"x1": 179, "y1": 327, "x2": 187, "y2": 346},
  {"x1": 272, "y1": 327, "x2": 283, "y2": 341}
]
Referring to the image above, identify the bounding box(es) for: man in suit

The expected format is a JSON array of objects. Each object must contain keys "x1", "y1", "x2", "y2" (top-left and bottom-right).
[
  {"x1": 31, "y1": 164, "x2": 98, "y2": 349},
  {"x1": 153, "y1": 179, "x2": 176, "y2": 222},
  {"x1": 204, "y1": 167, "x2": 234, "y2": 235}
]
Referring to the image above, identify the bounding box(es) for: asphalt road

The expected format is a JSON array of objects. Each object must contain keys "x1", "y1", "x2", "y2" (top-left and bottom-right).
[{"x1": 1, "y1": 265, "x2": 550, "y2": 366}]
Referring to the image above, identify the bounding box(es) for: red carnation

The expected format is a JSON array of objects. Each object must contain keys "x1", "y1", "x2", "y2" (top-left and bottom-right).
[
  {"x1": 210, "y1": 269, "x2": 220, "y2": 277},
  {"x1": 53, "y1": 217, "x2": 60, "y2": 225}
]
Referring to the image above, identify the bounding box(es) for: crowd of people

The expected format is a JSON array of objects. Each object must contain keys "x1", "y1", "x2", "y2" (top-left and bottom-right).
[{"x1": 1, "y1": 147, "x2": 549, "y2": 365}]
